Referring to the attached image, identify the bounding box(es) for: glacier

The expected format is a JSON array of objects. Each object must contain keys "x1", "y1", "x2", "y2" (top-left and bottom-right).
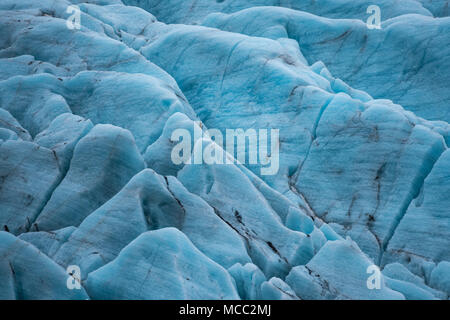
[{"x1": 0, "y1": 0, "x2": 449, "y2": 300}]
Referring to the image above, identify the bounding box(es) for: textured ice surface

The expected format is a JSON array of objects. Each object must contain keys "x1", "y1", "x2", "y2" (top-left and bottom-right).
[
  {"x1": 203, "y1": 7, "x2": 450, "y2": 122},
  {"x1": 123, "y1": 0, "x2": 434, "y2": 24},
  {"x1": 0, "y1": 0, "x2": 449, "y2": 300},
  {"x1": 85, "y1": 228, "x2": 240, "y2": 299},
  {"x1": 33, "y1": 124, "x2": 146, "y2": 231},
  {"x1": 0, "y1": 231, "x2": 88, "y2": 299},
  {"x1": 285, "y1": 239, "x2": 405, "y2": 300}
]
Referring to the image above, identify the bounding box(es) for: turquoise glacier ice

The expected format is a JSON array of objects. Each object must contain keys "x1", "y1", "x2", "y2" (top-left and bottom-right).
[{"x1": 0, "y1": 0, "x2": 449, "y2": 300}]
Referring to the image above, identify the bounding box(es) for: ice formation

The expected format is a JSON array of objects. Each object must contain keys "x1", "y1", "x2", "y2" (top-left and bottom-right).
[{"x1": 0, "y1": 0, "x2": 449, "y2": 300}]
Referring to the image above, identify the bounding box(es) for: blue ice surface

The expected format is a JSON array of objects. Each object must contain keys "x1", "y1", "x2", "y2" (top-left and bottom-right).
[
  {"x1": 0, "y1": 231, "x2": 88, "y2": 300},
  {"x1": 123, "y1": 0, "x2": 433, "y2": 24},
  {"x1": 0, "y1": 0, "x2": 448, "y2": 300},
  {"x1": 85, "y1": 228, "x2": 240, "y2": 299},
  {"x1": 202, "y1": 6, "x2": 450, "y2": 122}
]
